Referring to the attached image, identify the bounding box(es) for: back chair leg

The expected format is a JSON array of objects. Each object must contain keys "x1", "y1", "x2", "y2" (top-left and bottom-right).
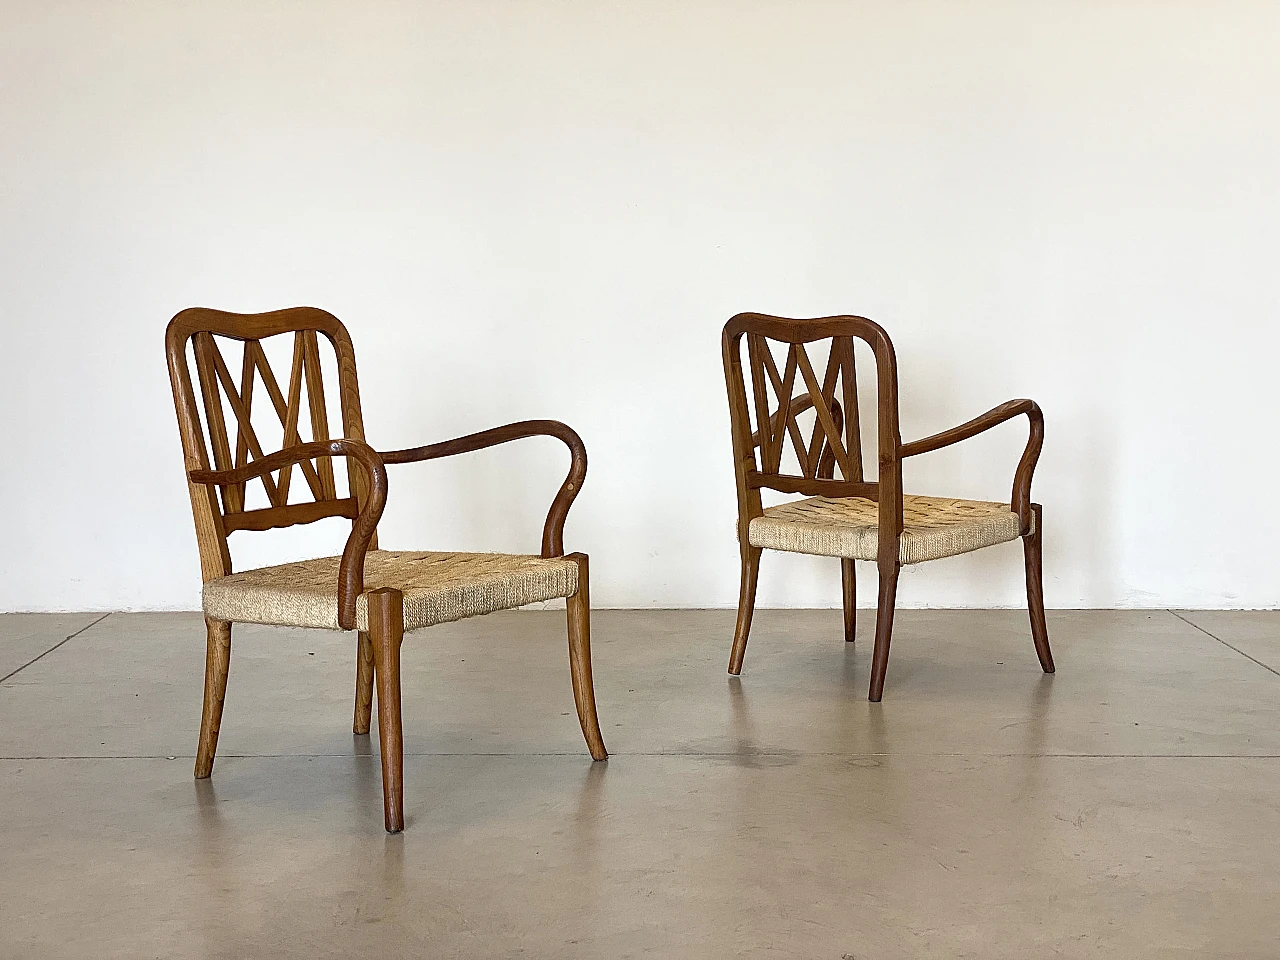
[
  {"x1": 868, "y1": 561, "x2": 900, "y2": 702},
  {"x1": 728, "y1": 546, "x2": 763, "y2": 675},
  {"x1": 368, "y1": 588, "x2": 406, "y2": 833},
  {"x1": 1023, "y1": 503, "x2": 1055, "y2": 673},
  {"x1": 195, "y1": 618, "x2": 232, "y2": 779},
  {"x1": 353, "y1": 630, "x2": 375, "y2": 735},
  {"x1": 565, "y1": 553, "x2": 608, "y2": 761},
  {"x1": 841, "y1": 559, "x2": 857, "y2": 643}
]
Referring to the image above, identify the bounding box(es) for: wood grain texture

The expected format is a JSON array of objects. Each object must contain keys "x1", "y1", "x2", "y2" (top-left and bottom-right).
[
  {"x1": 249, "y1": 336, "x2": 327, "y2": 501},
  {"x1": 804, "y1": 346, "x2": 842, "y2": 473},
  {"x1": 727, "y1": 546, "x2": 762, "y2": 676},
  {"x1": 814, "y1": 395, "x2": 844, "y2": 484},
  {"x1": 329, "y1": 326, "x2": 378, "y2": 551},
  {"x1": 725, "y1": 331, "x2": 766, "y2": 554},
  {"x1": 300, "y1": 329, "x2": 338, "y2": 501},
  {"x1": 220, "y1": 497, "x2": 359, "y2": 535},
  {"x1": 747, "y1": 472, "x2": 879, "y2": 500},
  {"x1": 564, "y1": 553, "x2": 608, "y2": 761},
  {"x1": 868, "y1": 561, "x2": 900, "y2": 702},
  {"x1": 166, "y1": 330, "x2": 232, "y2": 581},
  {"x1": 841, "y1": 559, "x2": 857, "y2": 644},
  {"x1": 794, "y1": 341, "x2": 855, "y2": 480},
  {"x1": 208, "y1": 336, "x2": 283, "y2": 507},
  {"x1": 353, "y1": 631, "x2": 374, "y2": 735},
  {"x1": 835, "y1": 336, "x2": 863, "y2": 482},
  {"x1": 194, "y1": 618, "x2": 231, "y2": 778},
  {"x1": 368, "y1": 588, "x2": 405, "y2": 833},
  {"x1": 1024, "y1": 502, "x2": 1055, "y2": 673},
  {"x1": 192, "y1": 332, "x2": 242, "y2": 513},
  {"x1": 232, "y1": 341, "x2": 257, "y2": 509}
]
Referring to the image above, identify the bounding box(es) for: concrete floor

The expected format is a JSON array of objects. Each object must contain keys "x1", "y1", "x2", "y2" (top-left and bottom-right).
[{"x1": 2, "y1": 608, "x2": 1278, "y2": 958}]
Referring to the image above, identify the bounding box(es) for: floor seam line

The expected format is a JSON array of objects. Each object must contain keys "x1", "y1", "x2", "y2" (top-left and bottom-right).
[
  {"x1": 0, "y1": 613, "x2": 113, "y2": 685},
  {"x1": 1168, "y1": 609, "x2": 1280, "y2": 678},
  {"x1": 5, "y1": 757, "x2": 1274, "y2": 762}
]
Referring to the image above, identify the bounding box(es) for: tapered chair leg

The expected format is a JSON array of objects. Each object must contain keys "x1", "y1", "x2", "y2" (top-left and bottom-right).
[
  {"x1": 195, "y1": 618, "x2": 232, "y2": 779},
  {"x1": 565, "y1": 553, "x2": 608, "y2": 761},
  {"x1": 868, "y1": 562, "x2": 900, "y2": 702},
  {"x1": 728, "y1": 546, "x2": 762, "y2": 675},
  {"x1": 841, "y1": 559, "x2": 857, "y2": 643},
  {"x1": 1023, "y1": 503, "x2": 1055, "y2": 673},
  {"x1": 368, "y1": 589, "x2": 405, "y2": 833},
  {"x1": 353, "y1": 630, "x2": 375, "y2": 734}
]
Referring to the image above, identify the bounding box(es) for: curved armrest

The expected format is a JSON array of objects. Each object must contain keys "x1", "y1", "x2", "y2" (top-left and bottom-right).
[
  {"x1": 899, "y1": 399, "x2": 1042, "y2": 533},
  {"x1": 190, "y1": 439, "x2": 389, "y2": 630},
  {"x1": 379, "y1": 420, "x2": 586, "y2": 558}
]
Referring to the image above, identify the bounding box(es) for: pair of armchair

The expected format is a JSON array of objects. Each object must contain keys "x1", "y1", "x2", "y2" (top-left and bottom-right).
[{"x1": 166, "y1": 307, "x2": 1052, "y2": 833}]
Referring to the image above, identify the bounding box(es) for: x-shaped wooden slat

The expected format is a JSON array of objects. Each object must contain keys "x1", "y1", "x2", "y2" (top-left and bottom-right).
[
  {"x1": 794, "y1": 342, "x2": 855, "y2": 481},
  {"x1": 747, "y1": 335, "x2": 856, "y2": 481},
  {"x1": 192, "y1": 331, "x2": 337, "y2": 514},
  {"x1": 760, "y1": 343, "x2": 801, "y2": 474},
  {"x1": 300, "y1": 330, "x2": 337, "y2": 500},
  {"x1": 802, "y1": 345, "x2": 842, "y2": 476},
  {"x1": 208, "y1": 343, "x2": 282, "y2": 507},
  {"x1": 246, "y1": 337, "x2": 325, "y2": 502}
]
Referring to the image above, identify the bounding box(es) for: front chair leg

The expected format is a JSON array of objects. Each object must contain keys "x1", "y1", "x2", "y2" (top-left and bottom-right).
[
  {"x1": 195, "y1": 618, "x2": 232, "y2": 778},
  {"x1": 1023, "y1": 503, "x2": 1055, "y2": 673},
  {"x1": 841, "y1": 559, "x2": 857, "y2": 643},
  {"x1": 565, "y1": 553, "x2": 608, "y2": 761},
  {"x1": 353, "y1": 630, "x2": 375, "y2": 734},
  {"x1": 368, "y1": 589, "x2": 406, "y2": 833},
  {"x1": 728, "y1": 545, "x2": 762, "y2": 675},
  {"x1": 868, "y1": 561, "x2": 900, "y2": 702}
]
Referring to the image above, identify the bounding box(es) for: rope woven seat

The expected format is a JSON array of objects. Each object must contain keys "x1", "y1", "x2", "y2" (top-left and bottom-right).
[
  {"x1": 748, "y1": 494, "x2": 1027, "y2": 564},
  {"x1": 203, "y1": 550, "x2": 579, "y2": 632}
]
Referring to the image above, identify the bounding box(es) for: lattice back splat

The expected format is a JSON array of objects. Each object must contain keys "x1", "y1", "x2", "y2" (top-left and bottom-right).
[
  {"x1": 165, "y1": 307, "x2": 378, "y2": 580},
  {"x1": 743, "y1": 334, "x2": 864, "y2": 484}
]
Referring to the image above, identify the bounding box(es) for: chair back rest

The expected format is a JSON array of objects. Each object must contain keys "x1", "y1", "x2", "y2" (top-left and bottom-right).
[
  {"x1": 165, "y1": 306, "x2": 377, "y2": 581},
  {"x1": 721, "y1": 313, "x2": 904, "y2": 560}
]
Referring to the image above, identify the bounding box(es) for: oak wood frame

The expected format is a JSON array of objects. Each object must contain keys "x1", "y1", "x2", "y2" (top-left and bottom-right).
[
  {"x1": 167, "y1": 306, "x2": 606, "y2": 833},
  {"x1": 721, "y1": 312, "x2": 1053, "y2": 700}
]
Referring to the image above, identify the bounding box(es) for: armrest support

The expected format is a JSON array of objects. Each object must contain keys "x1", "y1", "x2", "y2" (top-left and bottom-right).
[
  {"x1": 899, "y1": 399, "x2": 1042, "y2": 534},
  {"x1": 190, "y1": 439, "x2": 388, "y2": 630},
  {"x1": 379, "y1": 420, "x2": 587, "y2": 558}
]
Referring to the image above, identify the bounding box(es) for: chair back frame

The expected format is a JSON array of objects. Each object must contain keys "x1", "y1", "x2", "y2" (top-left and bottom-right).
[{"x1": 165, "y1": 306, "x2": 380, "y2": 582}]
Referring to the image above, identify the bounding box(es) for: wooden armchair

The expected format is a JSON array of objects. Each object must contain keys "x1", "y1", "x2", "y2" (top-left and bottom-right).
[
  {"x1": 166, "y1": 307, "x2": 606, "y2": 833},
  {"x1": 721, "y1": 313, "x2": 1055, "y2": 701}
]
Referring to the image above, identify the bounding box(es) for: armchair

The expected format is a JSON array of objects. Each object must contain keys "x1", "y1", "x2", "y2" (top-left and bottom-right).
[
  {"x1": 167, "y1": 307, "x2": 606, "y2": 833},
  {"x1": 721, "y1": 313, "x2": 1054, "y2": 701}
]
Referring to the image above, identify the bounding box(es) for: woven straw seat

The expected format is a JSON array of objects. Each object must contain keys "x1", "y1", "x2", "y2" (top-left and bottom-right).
[
  {"x1": 204, "y1": 550, "x2": 579, "y2": 632},
  {"x1": 748, "y1": 495, "x2": 1027, "y2": 564}
]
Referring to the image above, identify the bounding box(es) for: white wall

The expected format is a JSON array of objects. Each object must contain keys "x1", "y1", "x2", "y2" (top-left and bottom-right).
[{"x1": 2, "y1": 1, "x2": 1277, "y2": 612}]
